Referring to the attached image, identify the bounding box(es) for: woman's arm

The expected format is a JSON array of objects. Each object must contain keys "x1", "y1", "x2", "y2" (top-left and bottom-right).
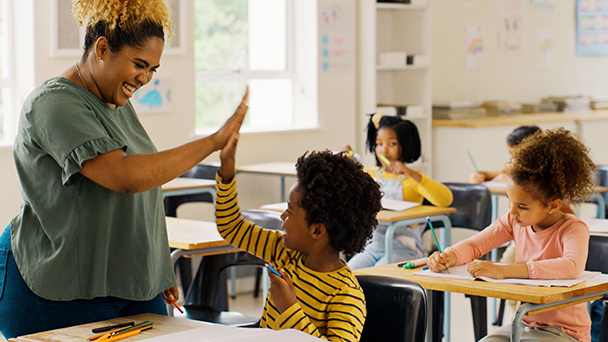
[{"x1": 79, "y1": 89, "x2": 248, "y2": 193}]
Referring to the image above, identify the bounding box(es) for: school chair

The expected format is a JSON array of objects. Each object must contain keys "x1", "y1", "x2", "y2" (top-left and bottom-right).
[
  {"x1": 183, "y1": 209, "x2": 283, "y2": 327},
  {"x1": 164, "y1": 162, "x2": 220, "y2": 296},
  {"x1": 586, "y1": 235, "x2": 608, "y2": 342},
  {"x1": 595, "y1": 165, "x2": 608, "y2": 219},
  {"x1": 423, "y1": 182, "x2": 492, "y2": 342},
  {"x1": 356, "y1": 275, "x2": 427, "y2": 342}
]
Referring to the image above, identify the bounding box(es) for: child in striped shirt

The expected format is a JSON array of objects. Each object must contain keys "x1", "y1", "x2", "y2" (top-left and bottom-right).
[{"x1": 215, "y1": 134, "x2": 382, "y2": 342}]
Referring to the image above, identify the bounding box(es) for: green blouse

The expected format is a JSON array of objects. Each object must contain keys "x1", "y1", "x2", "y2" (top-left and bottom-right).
[{"x1": 11, "y1": 77, "x2": 175, "y2": 301}]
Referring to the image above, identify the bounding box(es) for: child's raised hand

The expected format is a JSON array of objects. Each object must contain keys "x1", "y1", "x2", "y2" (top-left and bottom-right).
[
  {"x1": 267, "y1": 264, "x2": 297, "y2": 313},
  {"x1": 467, "y1": 260, "x2": 505, "y2": 279},
  {"x1": 469, "y1": 172, "x2": 486, "y2": 183},
  {"x1": 218, "y1": 133, "x2": 239, "y2": 181},
  {"x1": 342, "y1": 145, "x2": 355, "y2": 160},
  {"x1": 428, "y1": 250, "x2": 456, "y2": 273}
]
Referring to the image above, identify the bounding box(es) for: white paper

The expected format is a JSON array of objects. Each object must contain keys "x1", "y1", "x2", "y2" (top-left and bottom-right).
[
  {"x1": 413, "y1": 264, "x2": 602, "y2": 287},
  {"x1": 140, "y1": 325, "x2": 322, "y2": 342},
  {"x1": 482, "y1": 181, "x2": 508, "y2": 190},
  {"x1": 584, "y1": 218, "x2": 608, "y2": 233},
  {"x1": 381, "y1": 198, "x2": 421, "y2": 211}
]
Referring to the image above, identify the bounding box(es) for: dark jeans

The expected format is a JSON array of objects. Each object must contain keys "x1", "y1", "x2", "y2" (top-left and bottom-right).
[{"x1": 0, "y1": 224, "x2": 166, "y2": 339}]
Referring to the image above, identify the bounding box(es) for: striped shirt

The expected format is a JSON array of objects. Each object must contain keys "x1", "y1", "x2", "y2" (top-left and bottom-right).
[{"x1": 215, "y1": 175, "x2": 366, "y2": 342}]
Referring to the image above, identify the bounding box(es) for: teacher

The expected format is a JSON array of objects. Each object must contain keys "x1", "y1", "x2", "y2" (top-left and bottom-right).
[{"x1": 0, "y1": 0, "x2": 248, "y2": 339}]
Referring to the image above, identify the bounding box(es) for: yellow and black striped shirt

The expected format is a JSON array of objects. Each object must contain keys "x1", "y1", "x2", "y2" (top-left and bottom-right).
[{"x1": 215, "y1": 175, "x2": 366, "y2": 342}]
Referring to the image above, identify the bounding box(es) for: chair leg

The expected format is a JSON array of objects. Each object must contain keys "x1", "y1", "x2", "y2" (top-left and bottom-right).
[
  {"x1": 253, "y1": 268, "x2": 262, "y2": 298},
  {"x1": 177, "y1": 258, "x2": 193, "y2": 297},
  {"x1": 600, "y1": 300, "x2": 608, "y2": 342},
  {"x1": 430, "y1": 290, "x2": 444, "y2": 342},
  {"x1": 469, "y1": 295, "x2": 488, "y2": 341},
  {"x1": 493, "y1": 299, "x2": 506, "y2": 326}
]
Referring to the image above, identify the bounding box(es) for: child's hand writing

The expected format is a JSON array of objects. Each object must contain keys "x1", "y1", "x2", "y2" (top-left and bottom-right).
[
  {"x1": 467, "y1": 260, "x2": 505, "y2": 279},
  {"x1": 218, "y1": 133, "x2": 239, "y2": 182},
  {"x1": 428, "y1": 250, "x2": 456, "y2": 273},
  {"x1": 469, "y1": 172, "x2": 486, "y2": 183},
  {"x1": 342, "y1": 145, "x2": 355, "y2": 160},
  {"x1": 267, "y1": 265, "x2": 297, "y2": 313}
]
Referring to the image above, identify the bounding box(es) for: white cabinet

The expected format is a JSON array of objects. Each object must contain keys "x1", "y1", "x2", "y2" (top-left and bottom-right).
[{"x1": 358, "y1": 0, "x2": 433, "y2": 175}]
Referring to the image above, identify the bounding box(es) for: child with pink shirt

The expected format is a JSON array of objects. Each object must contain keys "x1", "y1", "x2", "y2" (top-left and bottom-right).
[{"x1": 429, "y1": 128, "x2": 596, "y2": 342}]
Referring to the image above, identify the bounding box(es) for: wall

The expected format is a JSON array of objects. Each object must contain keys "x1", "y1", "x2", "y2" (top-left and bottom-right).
[
  {"x1": 0, "y1": 0, "x2": 357, "y2": 224},
  {"x1": 432, "y1": 0, "x2": 608, "y2": 104}
]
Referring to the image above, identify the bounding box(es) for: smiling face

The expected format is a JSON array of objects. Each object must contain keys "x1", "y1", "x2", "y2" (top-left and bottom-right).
[
  {"x1": 280, "y1": 183, "x2": 314, "y2": 251},
  {"x1": 506, "y1": 178, "x2": 556, "y2": 230},
  {"x1": 375, "y1": 127, "x2": 401, "y2": 163},
  {"x1": 95, "y1": 37, "x2": 163, "y2": 107}
]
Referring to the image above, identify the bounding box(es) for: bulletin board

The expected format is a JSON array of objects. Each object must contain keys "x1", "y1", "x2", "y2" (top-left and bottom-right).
[{"x1": 576, "y1": 0, "x2": 608, "y2": 55}]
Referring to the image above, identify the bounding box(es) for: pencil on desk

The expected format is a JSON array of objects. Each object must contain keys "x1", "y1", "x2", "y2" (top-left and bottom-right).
[{"x1": 103, "y1": 326, "x2": 152, "y2": 342}]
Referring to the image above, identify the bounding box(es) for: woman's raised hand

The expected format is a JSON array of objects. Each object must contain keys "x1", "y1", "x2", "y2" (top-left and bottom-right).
[{"x1": 211, "y1": 86, "x2": 249, "y2": 151}]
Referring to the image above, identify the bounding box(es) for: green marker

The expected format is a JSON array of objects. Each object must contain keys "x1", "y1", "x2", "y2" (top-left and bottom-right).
[{"x1": 378, "y1": 154, "x2": 390, "y2": 165}]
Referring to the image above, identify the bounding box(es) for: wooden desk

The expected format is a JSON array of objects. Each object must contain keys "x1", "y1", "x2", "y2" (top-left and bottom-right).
[
  {"x1": 236, "y1": 162, "x2": 296, "y2": 202},
  {"x1": 9, "y1": 313, "x2": 204, "y2": 342},
  {"x1": 162, "y1": 177, "x2": 216, "y2": 200},
  {"x1": 356, "y1": 263, "x2": 608, "y2": 342},
  {"x1": 165, "y1": 217, "x2": 239, "y2": 316}
]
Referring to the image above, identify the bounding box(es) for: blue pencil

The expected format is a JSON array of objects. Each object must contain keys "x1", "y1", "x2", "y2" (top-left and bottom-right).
[{"x1": 265, "y1": 264, "x2": 282, "y2": 278}]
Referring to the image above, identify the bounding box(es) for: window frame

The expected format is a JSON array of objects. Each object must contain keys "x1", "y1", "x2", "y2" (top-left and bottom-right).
[{"x1": 0, "y1": 0, "x2": 15, "y2": 146}]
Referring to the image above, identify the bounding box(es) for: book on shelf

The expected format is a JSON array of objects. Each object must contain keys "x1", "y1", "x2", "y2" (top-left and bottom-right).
[
  {"x1": 406, "y1": 55, "x2": 430, "y2": 66},
  {"x1": 591, "y1": 100, "x2": 608, "y2": 110},
  {"x1": 482, "y1": 100, "x2": 520, "y2": 115},
  {"x1": 377, "y1": 104, "x2": 424, "y2": 118},
  {"x1": 432, "y1": 102, "x2": 486, "y2": 120},
  {"x1": 521, "y1": 101, "x2": 558, "y2": 114},
  {"x1": 542, "y1": 95, "x2": 591, "y2": 112}
]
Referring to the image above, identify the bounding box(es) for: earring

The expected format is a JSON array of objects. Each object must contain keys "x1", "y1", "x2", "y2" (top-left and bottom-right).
[
  {"x1": 549, "y1": 210, "x2": 553, "y2": 214},
  {"x1": 97, "y1": 56, "x2": 102, "y2": 62}
]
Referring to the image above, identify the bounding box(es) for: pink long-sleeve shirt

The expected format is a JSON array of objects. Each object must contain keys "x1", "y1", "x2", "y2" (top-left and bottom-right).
[{"x1": 447, "y1": 213, "x2": 590, "y2": 342}]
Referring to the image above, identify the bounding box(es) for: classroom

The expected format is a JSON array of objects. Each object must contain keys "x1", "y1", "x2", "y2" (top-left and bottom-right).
[{"x1": 1, "y1": 0, "x2": 608, "y2": 341}]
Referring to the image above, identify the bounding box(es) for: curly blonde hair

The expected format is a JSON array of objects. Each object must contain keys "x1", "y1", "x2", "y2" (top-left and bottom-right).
[
  {"x1": 72, "y1": 0, "x2": 172, "y2": 59},
  {"x1": 509, "y1": 128, "x2": 596, "y2": 205}
]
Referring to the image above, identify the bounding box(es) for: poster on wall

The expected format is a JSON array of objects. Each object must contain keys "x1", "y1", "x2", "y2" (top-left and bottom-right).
[
  {"x1": 531, "y1": 0, "x2": 555, "y2": 11},
  {"x1": 131, "y1": 78, "x2": 173, "y2": 114},
  {"x1": 500, "y1": 0, "x2": 523, "y2": 52},
  {"x1": 465, "y1": 25, "x2": 484, "y2": 69},
  {"x1": 318, "y1": 4, "x2": 354, "y2": 72},
  {"x1": 576, "y1": 0, "x2": 608, "y2": 55},
  {"x1": 535, "y1": 27, "x2": 553, "y2": 68}
]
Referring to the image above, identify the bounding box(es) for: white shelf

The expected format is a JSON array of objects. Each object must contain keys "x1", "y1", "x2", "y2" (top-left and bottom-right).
[
  {"x1": 376, "y1": 63, "x2": 429, "y2": 71},
  {"x1": 376, "y1": 1, "x2": 427, "y2": 10}
]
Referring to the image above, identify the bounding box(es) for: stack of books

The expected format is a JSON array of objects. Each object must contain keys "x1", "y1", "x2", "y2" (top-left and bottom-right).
[
  {"x1": 482, "y1": 100, "x2": 521, "y2": 115},
  {"x1": 376, "y1": 104, "x2": 424, "y2": 118},
  {"x1": 521, "y1": 101, "x2": 558, "y2": 114},
  {"x1": 591, "y1": 99, "x2": 608, "y2": 110},
  {"x1": 432, "y1": 101, "x2": 486, "y2": 120},
  {"x1": 542, "y1": 95, "x2": 591, "y2": 112}
]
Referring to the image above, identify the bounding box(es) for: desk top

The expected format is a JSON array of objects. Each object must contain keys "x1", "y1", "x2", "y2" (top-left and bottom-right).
[
  {"x1": 261, "y1": 202, "x2": 455, "y2": 223},
  {"x1": 166, "y1": 217, "x2": 231, "y2": 251},
  {"x1": 236, "y1": 162, "x2": 296, "y2": 176},
  {"x1": 355, "y1": 263, "x2": 608, "y2": 304},
  {"x1": 433, "y1": 110, "x2": 608, "y2": 128},
  {"x1": 9, "y1": 313, "x2": 204, "y2": 342},
  {"x1": 162, "y1": 178, "x2": 215, "y2": 192}
]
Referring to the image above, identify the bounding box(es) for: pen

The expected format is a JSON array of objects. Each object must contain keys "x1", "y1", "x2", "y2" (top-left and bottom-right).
[
  {"x1": 378, "y1": 153, "x2": 390, "y2": 165},
  {"x1": 88, "y1": 325, "x2": 135, "y2": 341},
  {"x1": 170, "y1": 300, "x2": 184, "y2": 314},
  {"x1": 423, "y1": 266, "x2": 429, "y2": 270},
  {"x1": 427, "y1": 217, "x2": 449, "y2": 271},
  {"x1": 91, "y1": 322, "x2": 134, "y2": 334},
  {"x1": 467, "y1": 150, "x2": 479, "y2": 173},
  {"x1": 265, "y1": 263, "x2": 282, "y2": 278}
]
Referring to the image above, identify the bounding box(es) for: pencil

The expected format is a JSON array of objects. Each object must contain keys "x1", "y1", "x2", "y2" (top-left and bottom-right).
[
  {"x1": 171, "y1": 300, "x2": 184, "y2": 314},
  {"x1": 378, "y1": 154, "x2": 390, "y2": 165},
  {"x1": 265, "y1": 263, "x2": 282, "y2": 278},
  {"x1": 467, "y1": 150, "x2": 479, "y2": 173},
  {"x1": 103, "y1": 326, "x2": 152, "y2": 342},
  {"x1": 427, "y1": 217, "x2": 449, "y2": 272}
]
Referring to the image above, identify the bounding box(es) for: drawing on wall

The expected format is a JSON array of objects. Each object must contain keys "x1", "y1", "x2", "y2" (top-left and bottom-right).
[
  {"x1": 536, "y1": 27, "x2": 553, "y2": 68},
  {"x1": 465, "y1": 25, "x2": 484, "y2": 69},
  {"x1": 51, "y1": 0, "x2": 184, "y2": 57},
  {"x1": 131, "y1": 78, "x2": 173, "y2": 113},
  {"x1": 318, "y1": 4, "x2": 354, "y2": 72},
  {"x1": 500, "y1": 0, "x2": 523, "y2": 52},
  {"x1": 531, "y1": 0, "x2": 555, "y2": 11},
  {"x1": 576, "y1": 0, "x2": 608, "y2": 55}
]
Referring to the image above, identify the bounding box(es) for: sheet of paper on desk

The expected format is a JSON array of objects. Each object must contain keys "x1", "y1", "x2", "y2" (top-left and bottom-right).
[
  {"x1": 139, "y1": 324, "x2": 322, "y2": 341},
  {"x1": 382, "y1": 198, "x2": 420, "y2": 211},
  {"x1": 414, "y1": 264, "x2": 602, "y2": 287},
  {"x1": 482, "y1": 181, "x2": 507, "y2": 190},
  {"x1": 584, "y1": 218, "x2": 608, "y2": 233}
]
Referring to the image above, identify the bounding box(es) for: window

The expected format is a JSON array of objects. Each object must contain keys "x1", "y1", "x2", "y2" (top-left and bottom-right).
[
  {"x1": 0, "y1": 0, "x2": 14, "y2": 144},
  {"x1": 193, "y1": 0, "x2": 317, "y2": 134}
]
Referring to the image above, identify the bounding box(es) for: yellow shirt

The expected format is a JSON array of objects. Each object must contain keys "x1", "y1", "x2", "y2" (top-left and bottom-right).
[{"x1": 215, "y1": 175, "x2": 366, "y2": 342}]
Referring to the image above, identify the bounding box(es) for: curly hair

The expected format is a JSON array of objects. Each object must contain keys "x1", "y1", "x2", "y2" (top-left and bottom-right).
[
  {"x1": 366, "y1": 115, "x2": 421, "y2": 165},
  {"x1": 295, "y1": 150, "x2": 382, "y2": 256},
  {"x1": 72, "y1": 0, "x2": 172, "y2": 60},
  {"x1": 509, "y1": 128, "x2": 596, "y2": 205}
]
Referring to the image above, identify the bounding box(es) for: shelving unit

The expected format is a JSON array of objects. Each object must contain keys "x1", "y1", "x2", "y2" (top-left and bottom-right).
[{"x1": 358, "y1": 0, "x2": 433, "y2": 176}]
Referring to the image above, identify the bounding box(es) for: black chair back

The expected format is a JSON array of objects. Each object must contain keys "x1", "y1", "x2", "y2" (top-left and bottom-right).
[
  {"x1": 164, "y1": 163, "x2": 220, "y2": 216},
  {"x1": 586, "y1": 235, "x2": 608, "y2": 342},
  {"x1": 443, "y1": 182, "x2": 492, "y2": 231},
  {"x1": 596, "y1": 165, "x2": 608, "y2": 218},
  {"x1": 356, "y1": 275, "x2": 426, "y2": 342}
]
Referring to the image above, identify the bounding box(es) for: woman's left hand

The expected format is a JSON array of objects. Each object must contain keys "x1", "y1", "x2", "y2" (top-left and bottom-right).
[
  {"x1": 467, "y1": 260, "x2": 504, "y2": 279},
  {"x1": 162, "y1": 286, "x2": 180, "y2": 304},
  {"x1": 267, "y1": 265, "x2": 297, "y2": 313}
]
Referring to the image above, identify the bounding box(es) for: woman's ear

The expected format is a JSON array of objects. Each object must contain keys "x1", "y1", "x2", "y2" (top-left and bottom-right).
[{"x1": 94, "y1": 37, "x2": 110, "y2": 61}]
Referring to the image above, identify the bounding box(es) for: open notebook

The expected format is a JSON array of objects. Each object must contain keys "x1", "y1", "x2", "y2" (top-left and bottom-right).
[
  {"x1": 381, "y1": 198, "x2": 420, "y2": 211},
  {"x1": 413, "y1": 263, "x2": 603, "y2": 287}
]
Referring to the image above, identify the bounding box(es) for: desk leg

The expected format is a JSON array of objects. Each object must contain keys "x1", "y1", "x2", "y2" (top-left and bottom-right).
[
  {"x1": 591, "y1": 193, "x2": 606, "y2": 219},
  {"x1": 280, "y1": 176, "x2": 286, "y2": 202}
]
